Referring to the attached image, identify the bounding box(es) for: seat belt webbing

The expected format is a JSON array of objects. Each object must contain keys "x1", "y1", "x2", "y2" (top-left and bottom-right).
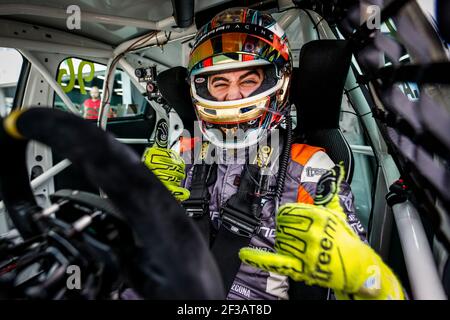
[
  {"x1": 211, "y1": 164, "x2": 262, "y2": 292},
  {"x1": 183, "y1": 143, "x2": 276, "y2": 294},
  {"x1": 182, "y1": 163, "x2": 216, "y2": 243}
]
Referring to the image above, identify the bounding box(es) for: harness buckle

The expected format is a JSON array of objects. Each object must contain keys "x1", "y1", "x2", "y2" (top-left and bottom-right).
[
  {"x1": 220, "y1": 206, "x2": 260, "y2": 238},
  {"x1": 183, "y1": 198, "x2": 209, "y2": 218}
]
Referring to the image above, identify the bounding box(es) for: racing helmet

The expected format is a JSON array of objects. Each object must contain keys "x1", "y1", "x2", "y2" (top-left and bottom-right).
[{"x1": 187, "y1": 7, "x2": 293, "y2": 149}]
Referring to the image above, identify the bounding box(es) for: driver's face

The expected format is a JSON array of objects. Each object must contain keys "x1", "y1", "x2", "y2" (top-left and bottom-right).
[{"x1": 208, "y1": 67, "x2": 264, "y2": 101}]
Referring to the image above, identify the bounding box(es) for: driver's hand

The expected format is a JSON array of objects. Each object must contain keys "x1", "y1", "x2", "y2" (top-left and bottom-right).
[
  {"x1": 142, "y1": 146, "x2": 190, "y2": 202},
  {"x1": 239, "y1": 164, "x2": 405, "y2": 300}
]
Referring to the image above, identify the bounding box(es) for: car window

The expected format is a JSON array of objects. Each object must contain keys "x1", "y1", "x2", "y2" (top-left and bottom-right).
[
  {"x1": 55, "y1": 57, "x2": 149, "y2": 120},
  {"x1": 0, "y1": 48, "x2": 24, "y2": 117}
]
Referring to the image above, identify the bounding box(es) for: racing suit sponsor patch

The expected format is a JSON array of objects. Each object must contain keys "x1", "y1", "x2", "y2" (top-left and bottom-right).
[
  {"x1": 230, "y1": 283, "x2": 252, "y2": 298},
  {"x1": 305, "y1": 167, "x2": 328, "y2": 177}
]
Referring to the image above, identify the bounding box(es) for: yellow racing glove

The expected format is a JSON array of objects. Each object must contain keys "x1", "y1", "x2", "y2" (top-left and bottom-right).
[
  {"x1": 142, "y1": 146, "x2": 190, "y2": 202},
  {"x1": 239, "y1": 164, "x2": 405, "y2": 300}
]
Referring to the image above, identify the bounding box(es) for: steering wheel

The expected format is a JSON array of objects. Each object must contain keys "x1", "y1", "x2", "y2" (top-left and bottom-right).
[{"x1": 0, "y1": 107, "x2": 224, "y2": 299}]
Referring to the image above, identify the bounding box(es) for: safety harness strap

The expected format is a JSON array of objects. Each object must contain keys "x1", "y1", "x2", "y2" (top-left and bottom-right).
[
  {"x1": 182, "y1": 139, "x2": 284, "y2": 295},
  {"x1": 211, "y1": 165, "x2": 262, "y2": 292},
  {"x1": 182, "y1": 163, "x2": 217, "y2": 244}
]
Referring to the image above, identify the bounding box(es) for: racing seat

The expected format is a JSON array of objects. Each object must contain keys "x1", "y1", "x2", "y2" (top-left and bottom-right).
[
  {"x1": 157, "y1": 39, "x2": 355, "y2": 183},
  {"x1": 157, "y1": 66, "x2": 196, "y2": 135},
  {"x1": 291, "y1": 39, "x2": 355, "y2": 183}
]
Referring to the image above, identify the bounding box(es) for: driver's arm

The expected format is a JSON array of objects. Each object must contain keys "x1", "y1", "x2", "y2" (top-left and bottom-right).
[{"x1": 239, "y1": 164, "x2": 406, "y2": 300}]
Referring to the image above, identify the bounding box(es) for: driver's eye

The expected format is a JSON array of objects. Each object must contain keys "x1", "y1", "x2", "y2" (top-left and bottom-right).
[
  {"x1": 241, "y1": 79, "x2": 257, "y2": 85},
  {"x1": 213, "y1": 83, "x2": 228, "y2": 88}
]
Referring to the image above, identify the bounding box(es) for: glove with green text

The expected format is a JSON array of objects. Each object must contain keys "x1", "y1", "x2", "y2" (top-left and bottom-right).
[
  {"x1": 142, "y1": 146, "x2": 190, "y2": 202},
  {"x1": 239, "y1": 164, "x2": 405, "y2": 300}
]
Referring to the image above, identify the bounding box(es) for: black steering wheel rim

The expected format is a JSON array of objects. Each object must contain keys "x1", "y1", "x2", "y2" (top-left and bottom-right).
[{"x1": 0, "y1": 107, "x2": 224, "y2": 299}]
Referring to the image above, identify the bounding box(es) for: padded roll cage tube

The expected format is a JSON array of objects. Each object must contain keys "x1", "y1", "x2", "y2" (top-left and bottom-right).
[{"x1": 0, "y1": 108, "x2": 224, "y2": 299}]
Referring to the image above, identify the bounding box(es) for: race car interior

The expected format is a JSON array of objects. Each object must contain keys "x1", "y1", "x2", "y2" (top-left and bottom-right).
[{"x1": 0, "y1": 0, "x2": 449, "y2": 299}]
